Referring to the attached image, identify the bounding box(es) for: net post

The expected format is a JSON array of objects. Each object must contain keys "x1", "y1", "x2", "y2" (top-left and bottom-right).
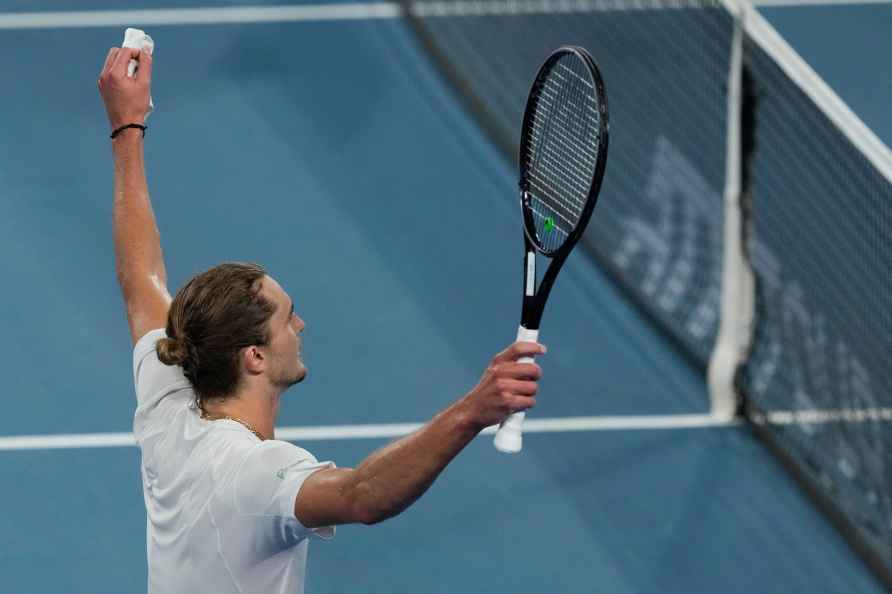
[{"x1": 707, "y1": 0, "x2": 754, "y2": 421}]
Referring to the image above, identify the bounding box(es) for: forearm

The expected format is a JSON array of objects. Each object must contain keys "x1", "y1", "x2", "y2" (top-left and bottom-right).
[
  {"x1": 297, "y1": 344, "x2": 543, "y2": 527},
  {"x1": 112, "y1": 130, "x2": 167, "y2": 288},
  {"x1": 351, "y1": 398, "x2": 481, "y2": 524}
]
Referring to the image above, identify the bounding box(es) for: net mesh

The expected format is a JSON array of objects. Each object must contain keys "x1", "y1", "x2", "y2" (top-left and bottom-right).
[
  {"x1": 405, "y1": 0, "x2": 892, "y2": 584},
  {"x1": 522, "y1": 50, "x2": 603, "y2": 254},
  {"x1": 739, "y1": 37, "x2": 892, "y2": 571}
]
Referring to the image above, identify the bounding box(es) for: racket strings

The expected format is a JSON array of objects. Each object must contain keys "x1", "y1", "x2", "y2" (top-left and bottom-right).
[
  {"x1": 533, "y1": 63, "x2": 600, "y2": 181},
  {"x1": 530, "y1": 67, "x2": 601, "y2": 193},
  {"x1": 529, "y1": 204, "x2": 570, "y2": 241},
  {"x1": 526, "y1": 133, "x2": 585, "y2": 249},
  {"x1": 527, "y1": 80, "x2": 593, "y2": 217},
  {"x1": 522, "y1": 55, "x2": 602, "y2": 253},
  {"x1": 540, "y1": 66, "x2": 600, "y2": 200},
  {"x1": 528, "y1": 199, "x2": 576, "y2": 229}
]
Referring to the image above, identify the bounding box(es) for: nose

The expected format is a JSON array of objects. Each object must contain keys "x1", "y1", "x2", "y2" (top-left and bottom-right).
[{"x1": 292, "y1": 313, "x2": 305, "y2": 333}]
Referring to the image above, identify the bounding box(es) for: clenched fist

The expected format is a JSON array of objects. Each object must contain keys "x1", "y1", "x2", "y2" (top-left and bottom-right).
[
  {"x1": 461, "y1": 341, "x2": 546, "y2": 430},
  {"x1": 98, "y1": 47, "x2": 153, "y2": 132}
]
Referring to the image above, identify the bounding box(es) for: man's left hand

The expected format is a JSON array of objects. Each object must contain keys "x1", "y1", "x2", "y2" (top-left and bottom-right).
[{"x1": 98, "y1": 47, "x2": 153, "y2": 131}]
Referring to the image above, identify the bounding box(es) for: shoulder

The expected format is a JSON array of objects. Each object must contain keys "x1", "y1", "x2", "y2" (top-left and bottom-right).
[
  {"x1": 133, "y1": 328, "x2": 180, "y2": 383},
  {"x1": 133, "y1": 328, "x2": 167, "y2": 361},
  {"x1": 133, "y1": 328, "x2": 193, "y2": 437},
  {"x1": 239, "y1": 440, "x2": 321, "y2": 475},
  {"x1": 232, "y1": 440, "x2": 332, "y2": 519}
]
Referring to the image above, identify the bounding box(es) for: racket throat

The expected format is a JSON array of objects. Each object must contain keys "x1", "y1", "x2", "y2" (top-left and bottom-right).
[
  {"x1": 521, "y1": 250, "x2": 540, "y2": 330},
  {"x1": 521, "y1": 249, "x2": 566, "y2": 330},
  {"x1": 521, "y1": 297, "x2": 540, "y2": 331}
]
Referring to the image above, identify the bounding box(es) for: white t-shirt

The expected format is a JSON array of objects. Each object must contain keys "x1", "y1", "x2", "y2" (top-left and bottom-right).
[{"x1": 132, "y1": 329, "x2": 335, "y2": 594}]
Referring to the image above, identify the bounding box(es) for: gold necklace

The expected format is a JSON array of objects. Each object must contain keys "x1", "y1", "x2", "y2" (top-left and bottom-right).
[{"x1": 200, "y1": 410, "x2": 266, "y2": 441}]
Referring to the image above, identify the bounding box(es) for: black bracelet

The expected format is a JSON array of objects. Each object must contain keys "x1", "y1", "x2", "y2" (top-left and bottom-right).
[{"x1": 110, "y1": 123, "x2": 147, "y2": 139}]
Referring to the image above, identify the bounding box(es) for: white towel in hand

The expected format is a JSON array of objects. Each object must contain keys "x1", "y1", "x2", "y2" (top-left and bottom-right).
[{"x1": 122, "y1": 27, "x2": 155, "y2": 119}]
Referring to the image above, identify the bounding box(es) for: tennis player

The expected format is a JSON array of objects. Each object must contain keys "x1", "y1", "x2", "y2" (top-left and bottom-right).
[{"x1": 99, "y1": 47, "x2": 545, "y2": 593}]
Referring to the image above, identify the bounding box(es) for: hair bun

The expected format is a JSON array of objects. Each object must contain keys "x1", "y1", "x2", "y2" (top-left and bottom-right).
[{"x1": 156, "y1": 336, "x2": 190, "y2": 367}]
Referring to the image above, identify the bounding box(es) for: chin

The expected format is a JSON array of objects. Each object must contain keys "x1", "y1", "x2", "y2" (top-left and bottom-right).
[
  {"x1": 276, "y1": 364, "x2": 306, "y2": 390},
  {"x1": 291, "y1": 364, "x2": 307, "y2": 385}
]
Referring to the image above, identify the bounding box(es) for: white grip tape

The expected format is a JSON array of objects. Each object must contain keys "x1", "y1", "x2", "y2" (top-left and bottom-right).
[{"x1": 493, "y1": 326, "x2": 539, "y2": 453}]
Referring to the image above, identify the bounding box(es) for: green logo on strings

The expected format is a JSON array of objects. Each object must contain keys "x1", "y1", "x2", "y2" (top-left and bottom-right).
[{"x1": 544, "y1": 217, "x2": 555, "y2": 233}]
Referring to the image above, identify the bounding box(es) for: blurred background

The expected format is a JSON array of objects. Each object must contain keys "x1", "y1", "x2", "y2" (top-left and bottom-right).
[{"x1": 0, "y1": 0, "x2": 890, "y2": 592}]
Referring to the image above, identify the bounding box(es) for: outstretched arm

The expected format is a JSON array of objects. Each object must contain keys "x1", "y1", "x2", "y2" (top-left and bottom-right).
[
  {"x1": 98, "y1": 47, "x2": 170, "y2": 345},
  {"x1": 295, "y1": 341, "x2": 546, "y2": 526}
]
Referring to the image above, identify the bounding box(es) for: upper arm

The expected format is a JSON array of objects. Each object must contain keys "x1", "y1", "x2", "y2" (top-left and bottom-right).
[
  {"x1": 121, "y1": 273, "x2": 171, "y2": 346},
  {"x1": 296, "y1": 467, "x2": 375, "y2": 527}
]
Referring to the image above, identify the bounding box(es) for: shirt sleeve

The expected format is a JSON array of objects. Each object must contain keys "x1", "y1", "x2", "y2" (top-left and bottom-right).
[
  {"x1": 132, "y1": 328, "x2": 193, "y2": 440},
  {"x1": 233, "y1": 440, "x2": 337, "y2": 541}
]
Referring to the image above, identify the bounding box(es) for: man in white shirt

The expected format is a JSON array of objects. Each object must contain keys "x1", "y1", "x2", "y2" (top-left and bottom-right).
[{"x1": 99, "y1": 46, "x2": 545, "y2": 593}]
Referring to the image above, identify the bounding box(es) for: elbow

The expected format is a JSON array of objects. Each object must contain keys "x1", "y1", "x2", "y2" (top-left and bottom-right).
[
  {"x1": 350, "y1": 482, "x2": 398, "y2": 526},
  {"x1": 357, "y1": 505, "x2": 399, "y2": 526},
  {"x1": 353, "y1": 496, "x2": 389, "y2": 526},
  {"x1": 359, "y1": 498, "x2": 409, "y2": 525},
  {"x1": 357, "y1": 507, "x2": 384, "y2": 526}
]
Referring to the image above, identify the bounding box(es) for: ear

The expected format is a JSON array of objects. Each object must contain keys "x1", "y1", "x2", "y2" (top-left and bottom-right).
[{"x1": 241, "y1": 345, "x2": 266, "y2": 376}]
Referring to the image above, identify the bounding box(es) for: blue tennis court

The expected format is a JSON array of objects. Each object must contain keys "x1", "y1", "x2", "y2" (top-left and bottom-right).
[{"x1": 0, "y1": 2, "x2": 889, "y2": 593}]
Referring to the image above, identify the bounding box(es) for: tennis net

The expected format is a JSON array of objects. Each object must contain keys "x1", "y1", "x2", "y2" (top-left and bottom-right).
[
  {"x1": 403, "y1": 0, "x2": 892, "y2": 586},
  {"x1": 738, "y1": 18, "x2": 892, "y2": 578}
]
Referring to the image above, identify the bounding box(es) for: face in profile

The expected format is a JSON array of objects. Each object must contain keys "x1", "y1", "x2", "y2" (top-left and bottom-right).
[{"x1": 258, "y1": 275, "x2": 307, "y2": 389}]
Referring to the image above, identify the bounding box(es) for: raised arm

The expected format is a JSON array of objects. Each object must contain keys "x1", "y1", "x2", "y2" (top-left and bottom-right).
[
  {"x1": 295, "y1": 341, "x2": 546, "y2": 526},
  {"x1": 98, "y1": 47, "x2": 171, "y2": 345}
]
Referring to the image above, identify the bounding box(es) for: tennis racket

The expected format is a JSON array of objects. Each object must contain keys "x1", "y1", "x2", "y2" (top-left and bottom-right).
[{"x1": 493, "y1": 46, "x2": 609, "y2": 454}]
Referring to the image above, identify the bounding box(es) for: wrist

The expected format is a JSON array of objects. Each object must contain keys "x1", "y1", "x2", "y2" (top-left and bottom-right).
[
  {"x1": 108, "y1": 114, "x2": 145, "y2": 129},
  {"x1": 110, "y1": 123, "x2": 147, "y2": 140},
  {"x1": 448, "y1": 397, "x2": 486, "y2": 436},
  {"x1": 111, "y1": 128, "x2": 145, "y2": 159},
  {"x1": 111, "y1": 126, "x2": 144, "y2": 140}
]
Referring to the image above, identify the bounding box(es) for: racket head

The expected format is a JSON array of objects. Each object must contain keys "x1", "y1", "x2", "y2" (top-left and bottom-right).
[{"x1": 518, "y1": 46, "x2": 609, "y2": 258}]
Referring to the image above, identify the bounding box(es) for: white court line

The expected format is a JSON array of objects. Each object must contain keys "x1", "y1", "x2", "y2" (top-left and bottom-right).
[
  {"x1": 0, "y1": 432, "x2": 137, "y2": 451},
  {"x1": 750, "y1": 0, "x2": 892, "y2": 5},
  {"x1": 0, "y1": 0, "x2": 888, "y2": 30},
  {"x1": 757, "y1": 407, "x2": 892, "y2": 425},
  {"x1": 0, "y1": 4, "x2": 402, "y2": 29},
  {"x1": 4, "y1": 409, "x2": 892, "y2": 451},
  {"x1": 0, "y1": 414, "x2": 738, "y2": 451}
]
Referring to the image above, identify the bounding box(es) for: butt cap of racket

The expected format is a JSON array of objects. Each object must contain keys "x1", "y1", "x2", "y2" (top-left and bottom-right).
[{"x1": 494, "y1": 411, "x2": 526, "y2": 453}]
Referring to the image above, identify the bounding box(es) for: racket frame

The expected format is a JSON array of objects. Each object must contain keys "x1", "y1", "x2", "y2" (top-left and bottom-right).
[{"x1": 518, "y1": 46, "x2": 609, "y2": 332}]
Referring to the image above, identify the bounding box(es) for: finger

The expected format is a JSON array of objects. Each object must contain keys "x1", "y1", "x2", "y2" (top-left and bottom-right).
[
  {"x1": 136, "y1": 50, "x2": 152, "y2": 84},
  {"x1": 101, "y1": 47, "x2": 117, "y2": 77},
  {"x1": 495, "y1": 362, "x2": 542, "y2": 380},
  {"x1": 109, "y1": 46, "x2": 130, "y2": 77},
  {"x1": 494, "y1": 341, "x2": 546, "y2": 364},
  {"x1": 503, "y1": 379, "x2": 538, "y2": 396},
  {"x1": 509, "y1": 395, "x2": 537, "y2": 413},
  {"x1": 113, "y1": 47, "x2": 142, "y2": 77}
]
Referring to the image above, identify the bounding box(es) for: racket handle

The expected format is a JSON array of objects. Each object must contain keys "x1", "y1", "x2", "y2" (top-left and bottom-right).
[{"x1": 494, "y1": 325, "x2": 539, "y2": 454}]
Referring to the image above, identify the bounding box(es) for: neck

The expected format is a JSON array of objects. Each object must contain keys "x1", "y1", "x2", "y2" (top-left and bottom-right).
[{"x1": 202, "y1": 383, "x2": 282, "y2": 441}]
